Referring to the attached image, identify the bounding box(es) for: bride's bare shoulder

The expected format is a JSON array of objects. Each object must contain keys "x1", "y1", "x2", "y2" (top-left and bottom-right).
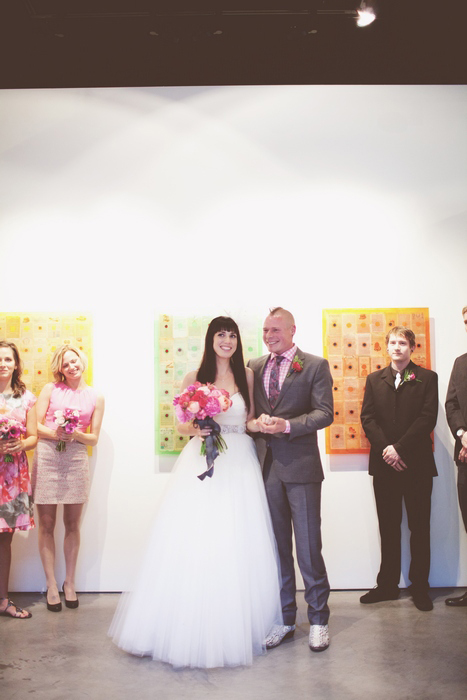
[{"x1": 181, "y1": 370, "x2": 198, "y2": 390}]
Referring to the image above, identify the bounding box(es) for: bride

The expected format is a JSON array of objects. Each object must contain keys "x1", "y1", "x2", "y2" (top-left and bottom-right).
[{"x1": 110, "y1": 317, "x2": 282, "y2": 668}]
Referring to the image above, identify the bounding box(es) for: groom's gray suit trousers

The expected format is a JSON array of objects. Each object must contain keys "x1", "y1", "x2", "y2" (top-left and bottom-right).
[{"x1": 263, "y1": 449, "x2": 330, "y2": 626}]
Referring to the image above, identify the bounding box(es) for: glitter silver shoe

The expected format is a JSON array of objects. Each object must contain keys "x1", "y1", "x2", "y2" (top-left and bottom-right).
[
  {"x1": 264, "y1": 624, "x2": 295, "y2": 649},
  {"x1": 308, "y1": 624, "x2": 330, "y2": 652}
]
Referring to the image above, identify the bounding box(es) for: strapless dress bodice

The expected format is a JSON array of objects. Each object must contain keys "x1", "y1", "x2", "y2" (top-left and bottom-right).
[{"x1": 215, "y1": 392, "x2": 247, "y2": 431}]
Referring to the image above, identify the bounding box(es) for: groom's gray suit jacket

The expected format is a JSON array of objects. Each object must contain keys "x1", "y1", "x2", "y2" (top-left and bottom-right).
[{"x1": 248, "y1": 348, "x2": 334, "y2": 483}]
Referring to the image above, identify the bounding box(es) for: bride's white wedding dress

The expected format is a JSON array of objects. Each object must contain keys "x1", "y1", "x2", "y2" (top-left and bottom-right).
[{"x1": 109, "y1": 393, "x2": 282, "y2": 668}]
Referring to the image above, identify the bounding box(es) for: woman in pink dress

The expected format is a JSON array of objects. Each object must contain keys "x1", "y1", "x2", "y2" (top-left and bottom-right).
[
  {"x1": 0, "y1": 341, "x2": 37, "y2": 619},
  {"x1": 33, "y1": 345, "x2": 104, "y2": 612}
]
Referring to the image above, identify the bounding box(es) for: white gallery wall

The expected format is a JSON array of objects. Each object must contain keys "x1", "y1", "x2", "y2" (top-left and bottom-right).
[{"x1": 1, "y1": 85, "x2": 466, "y2": 592}]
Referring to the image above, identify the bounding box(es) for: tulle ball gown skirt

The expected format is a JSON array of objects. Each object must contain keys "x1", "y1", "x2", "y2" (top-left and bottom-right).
[{"x1": 109, "y1": 430, "x2": 282, "y2": 668}]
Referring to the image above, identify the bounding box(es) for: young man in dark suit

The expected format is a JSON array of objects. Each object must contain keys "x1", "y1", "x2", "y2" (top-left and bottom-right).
[
  {"x1": 360, "y1": 326, "x2": 438, "y2": 611},
  {"x1": 249, "y1": 308, "x2": 334, "y2": 651},
  {"x1": 445, "y1": 305, "x2": 467, "y2": 607}
]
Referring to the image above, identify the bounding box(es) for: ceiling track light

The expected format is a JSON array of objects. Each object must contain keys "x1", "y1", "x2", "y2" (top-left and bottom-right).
[{"x1": 356, "y1": 2, "x2": 376, "y2": 27}]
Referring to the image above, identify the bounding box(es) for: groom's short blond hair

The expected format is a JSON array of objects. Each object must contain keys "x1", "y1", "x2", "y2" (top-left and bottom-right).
[{"x1": 269, "y1": 307, "x2": 295, "y2": 327}]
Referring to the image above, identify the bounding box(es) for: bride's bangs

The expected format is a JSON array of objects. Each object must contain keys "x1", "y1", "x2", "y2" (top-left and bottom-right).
[{"x1": 211, "y1": 317, "x2": 239, "y2": 336}]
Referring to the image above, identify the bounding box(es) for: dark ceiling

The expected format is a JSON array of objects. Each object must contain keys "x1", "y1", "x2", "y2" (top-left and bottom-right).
[{"x1": 1, "y1": 0, "x2": 465, "y2": 88}]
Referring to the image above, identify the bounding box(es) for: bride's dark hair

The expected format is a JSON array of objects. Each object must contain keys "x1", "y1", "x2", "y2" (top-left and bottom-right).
[{"x1": 197, "y1": 316, "x2": 250, "y2": 413}]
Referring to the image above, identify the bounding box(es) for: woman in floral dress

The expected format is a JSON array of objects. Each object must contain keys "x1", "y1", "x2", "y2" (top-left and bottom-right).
[{"x1": 0, "y1": 341, "x2": 37, "y2": 619}]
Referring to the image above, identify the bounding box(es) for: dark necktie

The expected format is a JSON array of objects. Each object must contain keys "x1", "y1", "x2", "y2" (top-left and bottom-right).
[{"x1": 269, "y1": 355, "x2": 284, "y2": 408}]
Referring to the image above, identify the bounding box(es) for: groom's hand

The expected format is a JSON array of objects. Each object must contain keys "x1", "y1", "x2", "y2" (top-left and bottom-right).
[
  {"x1": 260, "y1": 416, "x2": 287, "y2": 434},
  {"x1": 256, "y1": 414, "x2": 273, "y2": 432}
]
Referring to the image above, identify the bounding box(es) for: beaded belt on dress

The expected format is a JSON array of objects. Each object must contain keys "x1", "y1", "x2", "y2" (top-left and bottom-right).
[{"x1": 220, "y1": 425, "x2": 246, "y2": 434}]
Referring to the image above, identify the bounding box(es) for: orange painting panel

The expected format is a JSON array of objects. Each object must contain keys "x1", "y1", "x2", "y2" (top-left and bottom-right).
[
  {"x1": 358, "y1": 356, "x2": 371, "y2": 378},
  {"x1": 356, "y1": 313, "x2": 370, "y2": 333},
  {"x1": 344, "y1": 401, "x2": 360, "y2": 423},
  {"x1": 323, "y1": 308, "x2": 431, "y2": 454},
  {"x1": 371, "y1": 357, "x2": 389, "y2": 373},
  {"x1": 333, "y1": 401, "x2": 344, "y2": 423},
  {"x1": 343, "y1": 357, "x2": 358, "y2": 378},
  {"x1": 330, "y1": 424, "x2": 345, "y2": 451},
  {"x1": 329, "y1": 356, "x2": 343, "y2": 377},
  {"x1": 357, "y1": 334, "x2": 371, "y2": 356},
  {"x1": 328, "y1": 336, "x2": 343, "y2": 354}
]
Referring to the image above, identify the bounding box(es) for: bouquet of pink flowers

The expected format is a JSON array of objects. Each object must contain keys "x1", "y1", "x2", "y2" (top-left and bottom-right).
[
  {"x1": 0, "y1": 416, "x2": 26, "y2": 463},
  {"x1": 173, "y1": 382, "x2": 232, "y2": 480},
  {"x1": 54, "y1": 408, "x2": 81, "y2": 452}
]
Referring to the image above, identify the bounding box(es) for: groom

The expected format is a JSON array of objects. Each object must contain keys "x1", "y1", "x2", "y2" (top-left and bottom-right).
[{"x1": 248, "y1": 308, "x2": 334, "y2": 652}]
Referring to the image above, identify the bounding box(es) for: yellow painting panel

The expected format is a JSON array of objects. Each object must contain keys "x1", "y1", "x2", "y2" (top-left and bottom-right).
[
  {"x1": 1, "y1": 313, "x2": 93, "y2": 456},
  {"x1": 0, "y1": 313, "x2": 93, "y2": 396}
]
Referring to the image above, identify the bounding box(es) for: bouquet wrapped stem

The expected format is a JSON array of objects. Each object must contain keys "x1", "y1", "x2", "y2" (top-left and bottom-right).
[
  {"x1": 173, "y1": 381, "x2": 232, "y2": 481},
  {"x1": 54, "y1": 408, "x2": 81, "y2": 452},
  {"x1": 194, "y1": 417, "x2": 228, "y2": 481}
]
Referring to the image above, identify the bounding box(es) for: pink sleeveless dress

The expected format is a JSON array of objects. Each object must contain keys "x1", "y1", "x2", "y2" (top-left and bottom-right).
[
  {"x1": 32, "y1": 383, "x2": 97, "y2": 504},
  {"x1": 0, "y1": 390, "x2": 36, "y2": 532}
]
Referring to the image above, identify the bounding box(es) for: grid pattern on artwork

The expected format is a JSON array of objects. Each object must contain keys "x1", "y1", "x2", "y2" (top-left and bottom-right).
[
  {"x1": 156, "y1": 315, "x2": 262, "y2": 455},
  {"x1": 0, "y1": 313, "x2": 93, "y2": 395},
  {"x1": 322, "y1": 308, "x2": 430, "y2": 455}
]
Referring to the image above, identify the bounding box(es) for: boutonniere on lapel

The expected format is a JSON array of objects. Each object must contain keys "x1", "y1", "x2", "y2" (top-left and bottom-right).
[
  {"x1": 400, "y1": 369, "x2": 422, "y2": 386},
  {"x1": 287, "y1": 355, "x2": 304, "y2": 378}
]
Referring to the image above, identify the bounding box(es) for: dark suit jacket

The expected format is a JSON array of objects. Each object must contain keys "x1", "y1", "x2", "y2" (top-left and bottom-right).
[
  {"x1": 360, "y1": 360, "x2": 438, "y2": 477},
  {"x1": 445, "y1": 352, "x2": 467, "y2": 465},
  {"x1": 248, "y1": 348, "x2": 334, "y2": 484}
]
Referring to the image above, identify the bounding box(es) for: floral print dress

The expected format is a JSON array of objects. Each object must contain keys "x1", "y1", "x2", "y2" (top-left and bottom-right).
[{"x1": 0, "y1": 390, "x2": 36, "y2": 533}]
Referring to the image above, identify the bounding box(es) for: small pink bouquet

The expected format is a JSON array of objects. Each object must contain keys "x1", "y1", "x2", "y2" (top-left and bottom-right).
[
  {"x1": 173, "y1": 382, "x2": 232, "y2": 480},
  {"x1": 54, "y1": 408, "x2": 81, "y2": 452},
  {"x1": 0, "y1": 416, "x2": 26, "y2": 463}
]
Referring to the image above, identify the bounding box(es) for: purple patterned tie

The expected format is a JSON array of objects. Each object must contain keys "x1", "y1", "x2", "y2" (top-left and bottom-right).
[{"x1": 269, "y1": 355, "x2": 284, "y2": 409}]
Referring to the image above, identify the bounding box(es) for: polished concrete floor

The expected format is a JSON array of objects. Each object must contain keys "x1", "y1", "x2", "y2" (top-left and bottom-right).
[{"x1": 1, "y1": 589, "x2": 466, "y2": 700}]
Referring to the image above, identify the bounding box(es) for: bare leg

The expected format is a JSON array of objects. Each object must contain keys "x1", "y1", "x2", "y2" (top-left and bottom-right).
[
  {"x1": 0, "y1": 531, "x2": 13, "y2": 600},
  {"x1": 0, "y1": 531, "x2": 30, "y2": 618},
  {"x1": 37, "y1": 504, "x2": 60, "y2": 604},
  {"x1": 63, "y1": 503, "x2": 84, "y2": 600}
]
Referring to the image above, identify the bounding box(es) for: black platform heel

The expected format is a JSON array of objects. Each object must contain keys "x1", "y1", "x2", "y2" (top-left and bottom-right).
[
  {"x1": 46, "y1": 590, "x2": 62, "y2": 612},
  {"x1": 62, "y1": 581, "x2": 79, "y2": 609}
]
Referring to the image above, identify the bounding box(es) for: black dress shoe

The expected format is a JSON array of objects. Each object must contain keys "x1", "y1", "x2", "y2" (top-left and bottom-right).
[
  {"x1": 62, "y1": 582, "x2": 79, "y2": 609},
  {"x1": 411, "y1": 590, "x2": 433, "y2": 611},
  {"x1": 46, "y1": 591, "x2": 62, "y2": 612},
  {"x1": 445, "y1": 591, "x2": 467, "y2": 607},
  {"x1": 360, "y1": 586, "x2": 400, "y2": 604}
]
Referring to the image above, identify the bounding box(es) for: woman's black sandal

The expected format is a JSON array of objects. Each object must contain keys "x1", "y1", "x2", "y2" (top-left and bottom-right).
[{"x1": 0, "y1": 598, "x2": 32, "y2": 618}]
